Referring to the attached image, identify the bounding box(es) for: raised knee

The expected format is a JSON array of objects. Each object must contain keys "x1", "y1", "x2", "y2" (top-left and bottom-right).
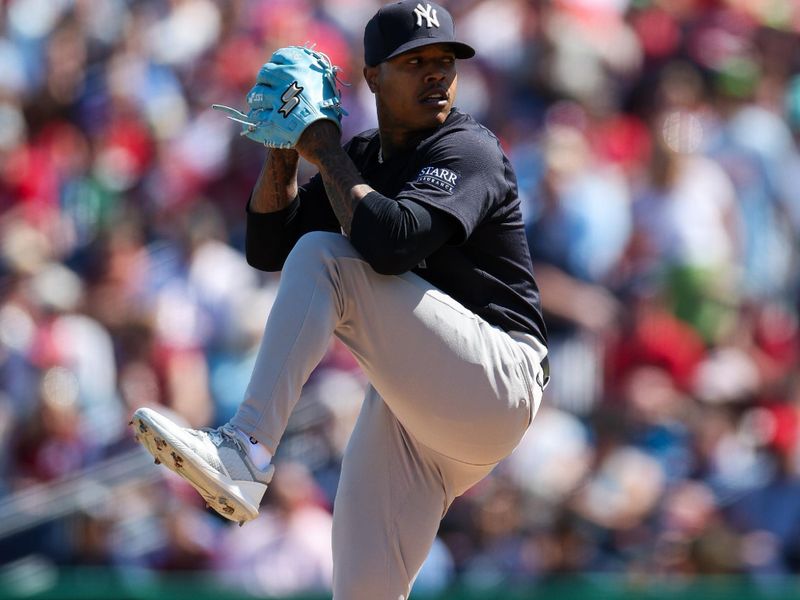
[
  {"x1": 287, "y1": 231, "x2": 353, "y2": 265},
  {"x1": 299, "y1": 230, "x2": 347, "y2": 248}
]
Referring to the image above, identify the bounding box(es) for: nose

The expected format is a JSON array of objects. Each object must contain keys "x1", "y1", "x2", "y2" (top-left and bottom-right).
[{"x1": 424, "y1": 67, "x2": 446, "y2": 83}]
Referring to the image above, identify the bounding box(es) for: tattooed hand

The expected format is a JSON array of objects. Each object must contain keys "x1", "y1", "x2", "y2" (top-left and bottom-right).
[{"x1": 295, "y1": 120, "x2": 342, "y2": 166}]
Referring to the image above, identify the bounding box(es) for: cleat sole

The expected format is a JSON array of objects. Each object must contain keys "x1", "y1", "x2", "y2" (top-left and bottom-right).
[{"x1": 129, "y1": 408, "x2": 267, "y2": 525}]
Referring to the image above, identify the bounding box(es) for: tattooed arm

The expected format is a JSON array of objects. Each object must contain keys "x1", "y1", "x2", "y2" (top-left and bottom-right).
[
  {"x1": 245, "y1": 124, "x2": 365, "y2": 270},
  {"x1": 250, "y1": 148, "x2": 301, "y2": 213},
  {"x1": 296, "y1": 121, "x2": 373, "y2": 236}
]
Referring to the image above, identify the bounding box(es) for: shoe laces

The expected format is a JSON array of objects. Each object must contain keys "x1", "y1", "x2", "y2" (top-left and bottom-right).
[{"x1": 195, "y1": 423, "x2": 243, "y2": 451}]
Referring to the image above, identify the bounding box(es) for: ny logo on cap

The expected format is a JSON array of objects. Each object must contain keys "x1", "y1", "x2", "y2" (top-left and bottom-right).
[{"x1": 413, "y1": 2, "x2": 439, "y2": 28}]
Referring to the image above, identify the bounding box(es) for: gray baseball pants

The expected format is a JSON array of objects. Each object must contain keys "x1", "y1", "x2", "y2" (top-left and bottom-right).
[{"x1": 231, "y1": 231, "x2": 546, "y2": 600}]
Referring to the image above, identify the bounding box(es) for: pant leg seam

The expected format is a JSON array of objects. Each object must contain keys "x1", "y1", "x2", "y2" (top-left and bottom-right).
[
  {"x1": 386, "y1": 413, "x2": 413, "y2": 593},
  {"x1": 253, "y1": 262, "x2": 329, "y2": 436}
]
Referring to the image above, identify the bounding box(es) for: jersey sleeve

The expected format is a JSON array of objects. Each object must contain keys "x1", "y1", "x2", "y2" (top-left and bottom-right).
[
  {"x1": 244, "y1": 172, "x2": 340, "y2": 270},
  {"x1": 397, "y1": 128, "x2": 505, "y2": 244},
  {"x1": 349, "y1": 191, "x2": 457, "y2": 275},
  {"x1": 295, "y1": 172, "x2": 341, "y2": 232}
]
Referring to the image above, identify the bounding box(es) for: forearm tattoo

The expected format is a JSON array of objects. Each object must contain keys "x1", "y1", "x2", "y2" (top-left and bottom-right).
[
  {"x1": 317, "y1": 153, "x2": 368, "y2": 236},
  {"x1": 250, "y1": 150, "x2": 299, "y2": 213},
  {"x1": 301, "y1": 124, "x2": 372, "y2": 236}
]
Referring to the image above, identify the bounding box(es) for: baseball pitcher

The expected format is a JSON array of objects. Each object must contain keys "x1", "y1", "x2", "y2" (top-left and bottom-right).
[{"x1": 132, "y1": 1, "x2": 549, "y2": 598}]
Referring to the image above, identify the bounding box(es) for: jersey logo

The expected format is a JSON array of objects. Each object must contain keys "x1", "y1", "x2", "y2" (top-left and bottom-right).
[
  {"x1": 279, "y1": 82, "x2": 303, "y2": 117},
  {"x1": 413, "y1": 3, "x2": 440, "y2": 28},
  {"x1": 416, "y1": 166, "x2": 458, "y2": 193}
]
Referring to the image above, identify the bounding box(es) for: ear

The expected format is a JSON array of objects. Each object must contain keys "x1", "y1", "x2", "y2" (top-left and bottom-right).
[{"x1": 363, "y1": 65, "x2": 378, "y2": 94}]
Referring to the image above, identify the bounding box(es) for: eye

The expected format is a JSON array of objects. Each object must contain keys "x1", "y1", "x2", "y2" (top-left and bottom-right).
[{"x1": 408, "y1": 57, "x2": 421, "y2": 65}]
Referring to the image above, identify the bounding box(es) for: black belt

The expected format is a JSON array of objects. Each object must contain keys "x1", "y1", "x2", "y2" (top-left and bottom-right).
[{"x1": 537, "y1": 355, "x2": 550, "y2": 391}]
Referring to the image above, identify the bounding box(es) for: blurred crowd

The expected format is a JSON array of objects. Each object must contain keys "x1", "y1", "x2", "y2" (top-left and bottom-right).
[{"x1": 1, "y1": 0, "x2": 800, "y2": 596}]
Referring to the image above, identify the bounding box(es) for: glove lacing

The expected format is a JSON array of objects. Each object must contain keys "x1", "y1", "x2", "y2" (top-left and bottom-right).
[{"x1": 303, "y1": 43, "x2": 350, "y2": 118}]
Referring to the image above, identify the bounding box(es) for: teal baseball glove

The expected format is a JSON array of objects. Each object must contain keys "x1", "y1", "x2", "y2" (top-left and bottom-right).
[{"x1": 213, "y1": 45, "x2": 347, "y2": 149}]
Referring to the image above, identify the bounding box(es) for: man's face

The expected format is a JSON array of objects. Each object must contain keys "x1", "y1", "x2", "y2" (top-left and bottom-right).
[{"x1": 364, "y1": 43, "x2": 458, "y2": 133}]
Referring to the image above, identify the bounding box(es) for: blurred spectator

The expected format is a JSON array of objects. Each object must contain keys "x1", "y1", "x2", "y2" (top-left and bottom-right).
[
  {"x1": 214, "y1": 461, "x2": 334, "y2": 597},
  {"x1": 524, "y1": 115, "x2": 631, "y2": 414},
  {"x1": 630, "y1": 104, "x2": 741, "y2": 345}
]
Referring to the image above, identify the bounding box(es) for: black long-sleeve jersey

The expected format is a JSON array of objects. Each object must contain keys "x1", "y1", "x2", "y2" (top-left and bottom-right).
[{"x1": 245, "y1": 108, "x2": 548, "y2": 346}]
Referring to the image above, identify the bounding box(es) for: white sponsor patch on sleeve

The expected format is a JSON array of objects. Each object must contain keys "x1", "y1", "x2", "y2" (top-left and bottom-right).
[{"x1": 415, "y1": 166, "x2": 458, "y2": 193}]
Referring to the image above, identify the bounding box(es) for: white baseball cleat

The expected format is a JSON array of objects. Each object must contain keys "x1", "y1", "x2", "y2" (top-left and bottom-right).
[{"x1": 130, "y1": 407, "x2": 274, "y2": 526}]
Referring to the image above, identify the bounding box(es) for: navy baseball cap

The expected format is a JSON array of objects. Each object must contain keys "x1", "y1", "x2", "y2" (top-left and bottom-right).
[{"x1": 364, "y1": 1, "x2": 475, "y2": 67}]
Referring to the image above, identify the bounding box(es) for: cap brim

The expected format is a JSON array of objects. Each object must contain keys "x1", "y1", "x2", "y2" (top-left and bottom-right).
[{"x1": 382, "y1": 38, "x2": 475, "y2": 64}]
